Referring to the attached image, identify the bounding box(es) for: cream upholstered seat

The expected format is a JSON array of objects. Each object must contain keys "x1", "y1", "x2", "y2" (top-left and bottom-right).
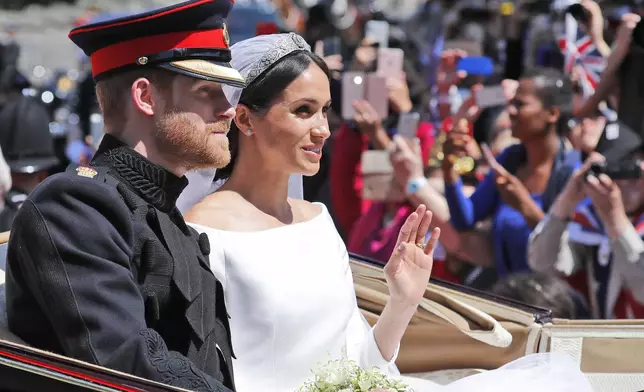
[{"x1": 351, "y1": 254, "x2": 644, "y2": 391}]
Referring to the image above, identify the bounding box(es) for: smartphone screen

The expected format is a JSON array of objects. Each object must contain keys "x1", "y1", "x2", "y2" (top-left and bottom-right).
[
  {"x1": 342, "y1": 72, "x2": 366, "y2": 120},
  {"x1": 365, "y1": 74, "x2": 389, "y2": 120},
  {"x1": 323, "y1": 36, "x2": 342, "y2": 56},
  {"x1": 475, "y1": 85, "x2": 506, "y2": 109},
  {"x1": 365, "y1": 20, "x2": 389, "y2": 48},
  {"x1": 377, "y1": 48, "x2": 404, "y2": 78},
  {"x1": 396, "y1": 112, "x2": 420, "y2": 139}
]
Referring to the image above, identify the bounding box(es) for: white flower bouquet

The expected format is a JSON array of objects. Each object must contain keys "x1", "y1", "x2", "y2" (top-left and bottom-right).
[{"x1": 298, "y1": 356, "x2": 411, "y2": 392}]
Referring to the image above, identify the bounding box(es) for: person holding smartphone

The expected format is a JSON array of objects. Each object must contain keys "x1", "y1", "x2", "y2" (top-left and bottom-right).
[
  {"x1": 442, "y1": 68, "x2": 578, "y2": 277},
  {"x1": 331, "y1": 49, "x2": 485, "y2": 282},
  {"x1": 329, "y1": 53, "x2": 432, "y2": 250},
  {"x1": 529, "y1": 148, "x2": 644, "y2": 320}
]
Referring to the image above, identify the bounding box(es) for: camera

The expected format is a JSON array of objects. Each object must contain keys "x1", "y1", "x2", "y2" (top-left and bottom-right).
[{"x1": 585, "y1": 160, "x2": 643, "y2": 180}]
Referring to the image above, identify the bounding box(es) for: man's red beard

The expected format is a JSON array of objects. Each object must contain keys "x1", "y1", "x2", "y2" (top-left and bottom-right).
[{"x1": 155, "y1": 111, "x2": 232, "y2": 171}]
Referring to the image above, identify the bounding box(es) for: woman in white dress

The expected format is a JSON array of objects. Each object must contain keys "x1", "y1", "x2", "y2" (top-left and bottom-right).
[
  {"x1": 185, "y1": 33, "x2": 593, "y2": 392},
  {"x1": 186, "y1": 32, "x2": 440, "y2": 391}
]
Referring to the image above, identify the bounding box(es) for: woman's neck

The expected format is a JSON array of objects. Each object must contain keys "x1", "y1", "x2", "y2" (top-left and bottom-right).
[
  {"x1": 222, "y1": 154, "x2": 292, "y2": 222},
  {"x1": 524, "y1": 130, "x2": 560, "y2": 169}
]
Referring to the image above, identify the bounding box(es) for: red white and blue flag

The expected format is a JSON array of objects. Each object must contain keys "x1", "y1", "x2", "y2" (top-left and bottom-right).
[
  {"x1": 568, "y1": 200, "x2": 644, "y2": 319},
  {"x1": 558, "y1": 13, "x2": 606, "y2": 98}
]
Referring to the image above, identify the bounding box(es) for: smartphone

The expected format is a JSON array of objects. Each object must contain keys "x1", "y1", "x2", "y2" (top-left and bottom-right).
[
  {"x1": 361, "y1": 150, "x2": 405, "y2": 202},
  {"x1": 396, "y1": 112, "x2": 420, "y2": 139},
  {"x1": 323, "y1": 36, "x2": 342, "y2": 56},
  {"x1": 456, "y1": 56, "x2": 494, "y2": 76},
  {"x1": 365, "y1": 20, "x2": 389, "y2": 48},
  {"x1": 475, "y1": 85, "x2": 506, "y2": 109},
  {"x1": 586, "y1": 161, "x2": 643, "y2": 180},
  {"x1": 365, "y1": 74, "x2": 389, "y2": 120},
  {"x1": 342, "y1": 72, "x2": 366, "y2": 120},
  {"x1": 361, "y1": 150, "x2": 393, "y2": 174},
  {"x1": 377, "y1": 48, "x2": 404, "y2": 78}
]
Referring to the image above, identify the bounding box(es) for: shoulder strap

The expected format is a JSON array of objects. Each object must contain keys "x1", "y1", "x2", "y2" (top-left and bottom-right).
[{"x1": 65, "y1": 164, "x2": 118, "y2": 187}]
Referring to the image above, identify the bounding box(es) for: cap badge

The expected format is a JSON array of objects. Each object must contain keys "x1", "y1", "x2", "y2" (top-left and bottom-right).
[
  {"x1": 76, "y1": 166, "x2": 98, "y2": 179},
  {"x1": 137, "y1": 56, "x2": 149, "y2": 65},
  {"x1": 223, "y1": 23, "x2": 230, "y2": 47}
]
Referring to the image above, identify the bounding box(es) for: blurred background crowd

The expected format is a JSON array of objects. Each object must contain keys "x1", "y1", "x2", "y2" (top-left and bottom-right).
[{"x1": 2, "y1": 0, "x2": 644, "y2": 321}]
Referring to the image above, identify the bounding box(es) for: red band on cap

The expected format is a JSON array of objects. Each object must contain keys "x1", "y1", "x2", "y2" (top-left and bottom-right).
[{"x1": 90, "y1": 29, "x2": 227, "y2": 77}]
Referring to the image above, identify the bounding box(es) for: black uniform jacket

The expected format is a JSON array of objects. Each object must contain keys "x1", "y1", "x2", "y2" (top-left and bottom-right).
[{"x1": 4, "y1": 134, "x2": 235, "y2": 392}]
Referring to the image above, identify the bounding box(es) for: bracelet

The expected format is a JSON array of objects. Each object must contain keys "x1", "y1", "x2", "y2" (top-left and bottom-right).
[{"x1": 406, "y1": 177, "x2": 428, "y2": 195}]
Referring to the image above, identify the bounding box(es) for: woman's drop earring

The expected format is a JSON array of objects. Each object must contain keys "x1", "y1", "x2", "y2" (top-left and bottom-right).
[{"x1": 244, "y1": 129, "x2": 253, "y2": 136}]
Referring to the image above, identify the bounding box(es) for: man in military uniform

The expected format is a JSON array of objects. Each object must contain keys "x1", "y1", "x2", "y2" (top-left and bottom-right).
[
  {"x1": 4, "y1": 1, "x2": 246, "y2": 391},
  {"x1": 0, "y1": 94, "x2": 58, "y2": 232}
]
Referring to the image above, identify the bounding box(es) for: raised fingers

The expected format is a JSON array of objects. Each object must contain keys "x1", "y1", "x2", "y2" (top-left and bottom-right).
[
  {"x1": 425, "y1": 227, "x2": 441, "y2": 256},
  {"x1": 415, "y1": 209, "x2": 433, "y2": 246},
  {"x1": 597, "y1": 173, "x2": 614, "y2": 189},
  {"x1": 585, "y1": 174, "x2": 610, "y2": 197},
  {"x1": 501, "y1": 79, "x2": 519, "y2": 101},
  {"x1": 395, "y1": 211, "x2": 418, "y2": 248},
  {"x1": 408, "y1": 205, "x2": 427, "y2": 244}
]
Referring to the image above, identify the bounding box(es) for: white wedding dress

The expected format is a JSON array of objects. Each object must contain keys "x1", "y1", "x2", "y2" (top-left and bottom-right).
[{"x1": 189, "y1": 203, "x2": 593, "y2": 392}]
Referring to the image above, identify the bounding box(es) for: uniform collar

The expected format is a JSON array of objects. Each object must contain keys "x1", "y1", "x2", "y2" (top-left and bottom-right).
[{"x1": 92, "y1": 134, "x2": 188, "y2": 212}]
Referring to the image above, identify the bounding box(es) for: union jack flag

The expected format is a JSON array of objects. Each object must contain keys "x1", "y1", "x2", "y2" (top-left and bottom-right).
[
  {"x1": 558, "y1": 13, "x2": 606, "y2": 98},
  {"x1": 568, "y1": 199, "x2": 644, "y2": 319}
]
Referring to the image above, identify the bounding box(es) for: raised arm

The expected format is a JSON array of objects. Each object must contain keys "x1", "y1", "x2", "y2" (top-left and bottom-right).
[
  {"x1": 530, "y1": 154, "x2": 604, "y2": 275},
  {"x1": 574, "y1": 13, "x2": 641, "y2": 118},
  {"x1": 444, "y1": 168, "x2": 500, "y2": 231}
]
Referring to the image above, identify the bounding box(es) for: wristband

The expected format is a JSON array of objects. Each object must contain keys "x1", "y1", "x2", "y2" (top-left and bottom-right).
[{"x1": 406, "y1": 177, "x2": 428, "y2": 195}]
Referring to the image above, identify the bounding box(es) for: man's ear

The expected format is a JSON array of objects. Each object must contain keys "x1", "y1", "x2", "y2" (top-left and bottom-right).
[
  {"x1": 131, "y1": 78, "x2": 158, "y2": 116},
  {"x1": 234, "y1": 104, "x2": 253, "y2": 132}
]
